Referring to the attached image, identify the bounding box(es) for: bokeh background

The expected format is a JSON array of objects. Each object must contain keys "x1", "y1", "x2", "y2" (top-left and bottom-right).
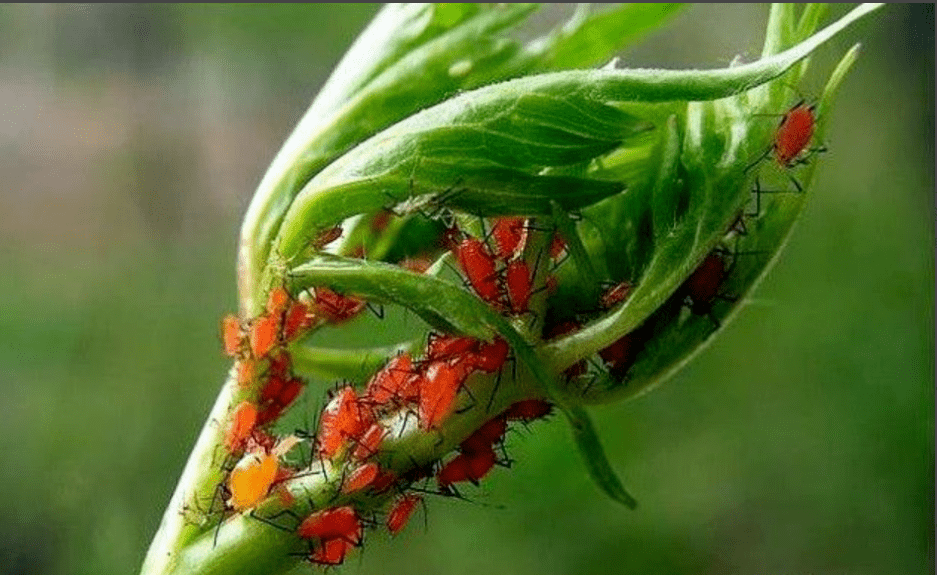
[{"x1": 1, "y1": 4, "x2": 932, "y2": 575}]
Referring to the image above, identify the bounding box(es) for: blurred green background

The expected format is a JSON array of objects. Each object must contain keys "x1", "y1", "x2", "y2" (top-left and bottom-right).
[{"x1": 0, "y1": 4, "x2": 932, "y2": 575}]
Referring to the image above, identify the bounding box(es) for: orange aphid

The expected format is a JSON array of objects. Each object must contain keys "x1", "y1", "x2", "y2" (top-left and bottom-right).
[
  {"x1": 364, "y1": 353, "x2": 416, "y2": 406},
  {"x1": 453, "y1": 236, "x2": 501, "y2": 304},
  {"x1": 224, "y1": 401, "x2": 258, "y2": 452},
  {"x1": 491, "y1": 216, "x2": 528, "y2": 260},
  {"x1": 425, "y1": 333, "x2": 478, "y2": 362},
  {"x1": 227, "y1": 451, "x2": 278, "y2": 511},
  {"x1": 297, "y1": 506, "x2": 362, "y2": 544},
  {"x1": 352, "y1": 423, "x2": 386, "y2": 460},
  {"x1": 419, "y1": 360, "x2": 471, "y2": 430},
  {"x1": 266, "y1": 287, "x2": 290, "y2": 316},
  {"x1": 473, "y1": 337, "x2": 509, "y2": 373},
  {"x1": 386, "y1": 494, "x2": 421, "y2": 536},
  {"x1": 250, "y1": 314, "x2": 279, "y2": 358},
  {"x1": 236, "y1": 359, "x2": 256, "y2": 388},
  {"x1": 314, "y1": 287, "x2": 366, "y2": 324},
  {"x1": 226, "y1": 436, "x2": 300, "y2": 512},
  {"x1": 317, "y1": 387, "x2": 371, "y2": 458},
  {"x1": 341, "y1": 462, "x2": 380, "y2": 495},
  {"x1": 221, "y1": 314, "x2": 243, "y2": 357}
]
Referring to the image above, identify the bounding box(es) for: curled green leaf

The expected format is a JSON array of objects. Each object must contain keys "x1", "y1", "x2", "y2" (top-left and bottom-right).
[{"x1": 567, "y1": 405, "x2": 638, "y2": 509}]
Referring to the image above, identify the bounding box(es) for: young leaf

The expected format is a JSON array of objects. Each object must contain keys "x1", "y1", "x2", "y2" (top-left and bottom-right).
[{"x1": 567, "y1": 405, "x2": 638, "y2": 509}]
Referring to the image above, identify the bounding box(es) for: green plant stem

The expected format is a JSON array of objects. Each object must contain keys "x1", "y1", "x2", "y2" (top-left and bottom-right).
[{"x1": 140, "y1": 367, "x2": 238, "y2": 575}]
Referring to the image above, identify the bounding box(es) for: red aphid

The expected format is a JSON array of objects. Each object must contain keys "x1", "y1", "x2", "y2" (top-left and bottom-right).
[
  {"x1": 419, "y1": 360, "x2": 470, "y2": 430},
  {"x1": 260, "y1": 374, "x2": 287, "y2": 405},
  {"x1": 349, "y1": 244, "x2": 367, "y2": 259},
  {"x1": 371, "y1": 210, "x2": 392, "y2": 233},
  {"x1": 598, "y1": 332, "x2": 640, "y2": 379},
  {"x1": 491, "y1": 217, "x2": 528, "y2": 260},
  {"x1": 282, "y1": 300, "x2": 313, "y2": 341},
  {"x1": 460, "y1": 416, "x2": 507, "y2": 454},
  {"x1": 342, "y1": 462, "x2": 380, "y2": 495},
  {"x1": 549, "y1": 233, "x2": 566, "y2": 259},
  {"x1": 314, "y1": 287, "x2": 366, "y2": 324},
  {"x1": 504, "y1": 258, "x2": 532, "y2": 314},
  {"x1": 437, "y1": 447, "x2": 497, "y2": 488},
  {"x1": 352, "y1": 423, "x2": 387, "y2": 460},
  {"x1": 317, "y1": 387, "x2": 372, "y2": 458},
  {"x1": 370, "y1": 469, "x2": 397, "y2": 493},
  {"x1": 774, "y1": 102, "x2": 816, "y2": 167},
  {"x1": 267, "y1": 349, "x2": 291, "y2": 379},
  {"x1": 426, "y1": 333, "x2": 479, "y2": 362},
  {"x1": 503, "y1": 399, "x2": 553, "y2": 422},
  {"x1": 473, "y1": 337, "x2": 509, "y2": 373},
  {"x1": 265, "y1": 375, "x2": 303, "y2": 408},
  {"x1": 298, "y1": 506, "x2": 362, "y2": 545},
  {"x1": 224, "y1": 401, "x2": 258, "y2": 452},
  {"x1": 257, "y1": 377, "x2": 304, "y2": 425},
  {"x1": 454, "y1": 237, "x2": 501, "y2": 304},
  {"x1": 436, "y1": 453, "x2": 471, "y2": 489},
  {"x1": 309, "y1": 538, "x2": 353, "y2": 566},
  {"x1": 600, "y1": 281, "x2": 633, "y2": 309},
  {"x1": 365, "y1": 353, "x2": 417, "y2": 406},
  {"x1": 467, "y1": 447, "x2": 497, "y2": 480},
  {"x1": 221, "y1": 314, "x2": 244, "y2": 357},
  {"x1": 386, "y1": 494, "x2": 422, "y2": 536},
  {"x1": 684, "y1": 253, "x2": 726, "y2": 310},
  {"x1": 311, "y1": 226, "x2": 343, "y2": 250},
  {"x1": 441, "y1": 225, "x2": 462, "y2": 251},
  {"x1": 399, "y1": 256, "x2": 433, "y2": 274},
  {"x1": 249, "y1": 314, "x2": 279, "y2": 358},
  {"x1": 246, "y1": 427, "x2": 277, "y2": 454},
  {"x1": 545, "y1": 274, "x2": 558, "y2": 295}
]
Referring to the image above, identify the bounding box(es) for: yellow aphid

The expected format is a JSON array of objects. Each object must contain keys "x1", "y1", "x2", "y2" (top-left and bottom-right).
[
  {"x1": 225, "y1": 435, "x2": 301, "y2": 512},
  {"x1": 227, "y1": 451, "x2": 278, "y2": 511}
]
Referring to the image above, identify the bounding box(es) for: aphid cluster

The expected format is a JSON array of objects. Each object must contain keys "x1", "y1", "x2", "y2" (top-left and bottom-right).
[
  {"x1": 446, "y1": 216, "x2": 565, "y2": 316},
  {"x1": 290, "y1": 391, "x2": 554, "y2": 566},
  {"x1": 215, "y1": 283, "x2": 373, "y2": 518},
  {"x1": 215, "y1": 249, "x2": 555, "y2": 567},
  {"x1": 209, "y1": 110, "x2": 823, "y2": 567}
]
